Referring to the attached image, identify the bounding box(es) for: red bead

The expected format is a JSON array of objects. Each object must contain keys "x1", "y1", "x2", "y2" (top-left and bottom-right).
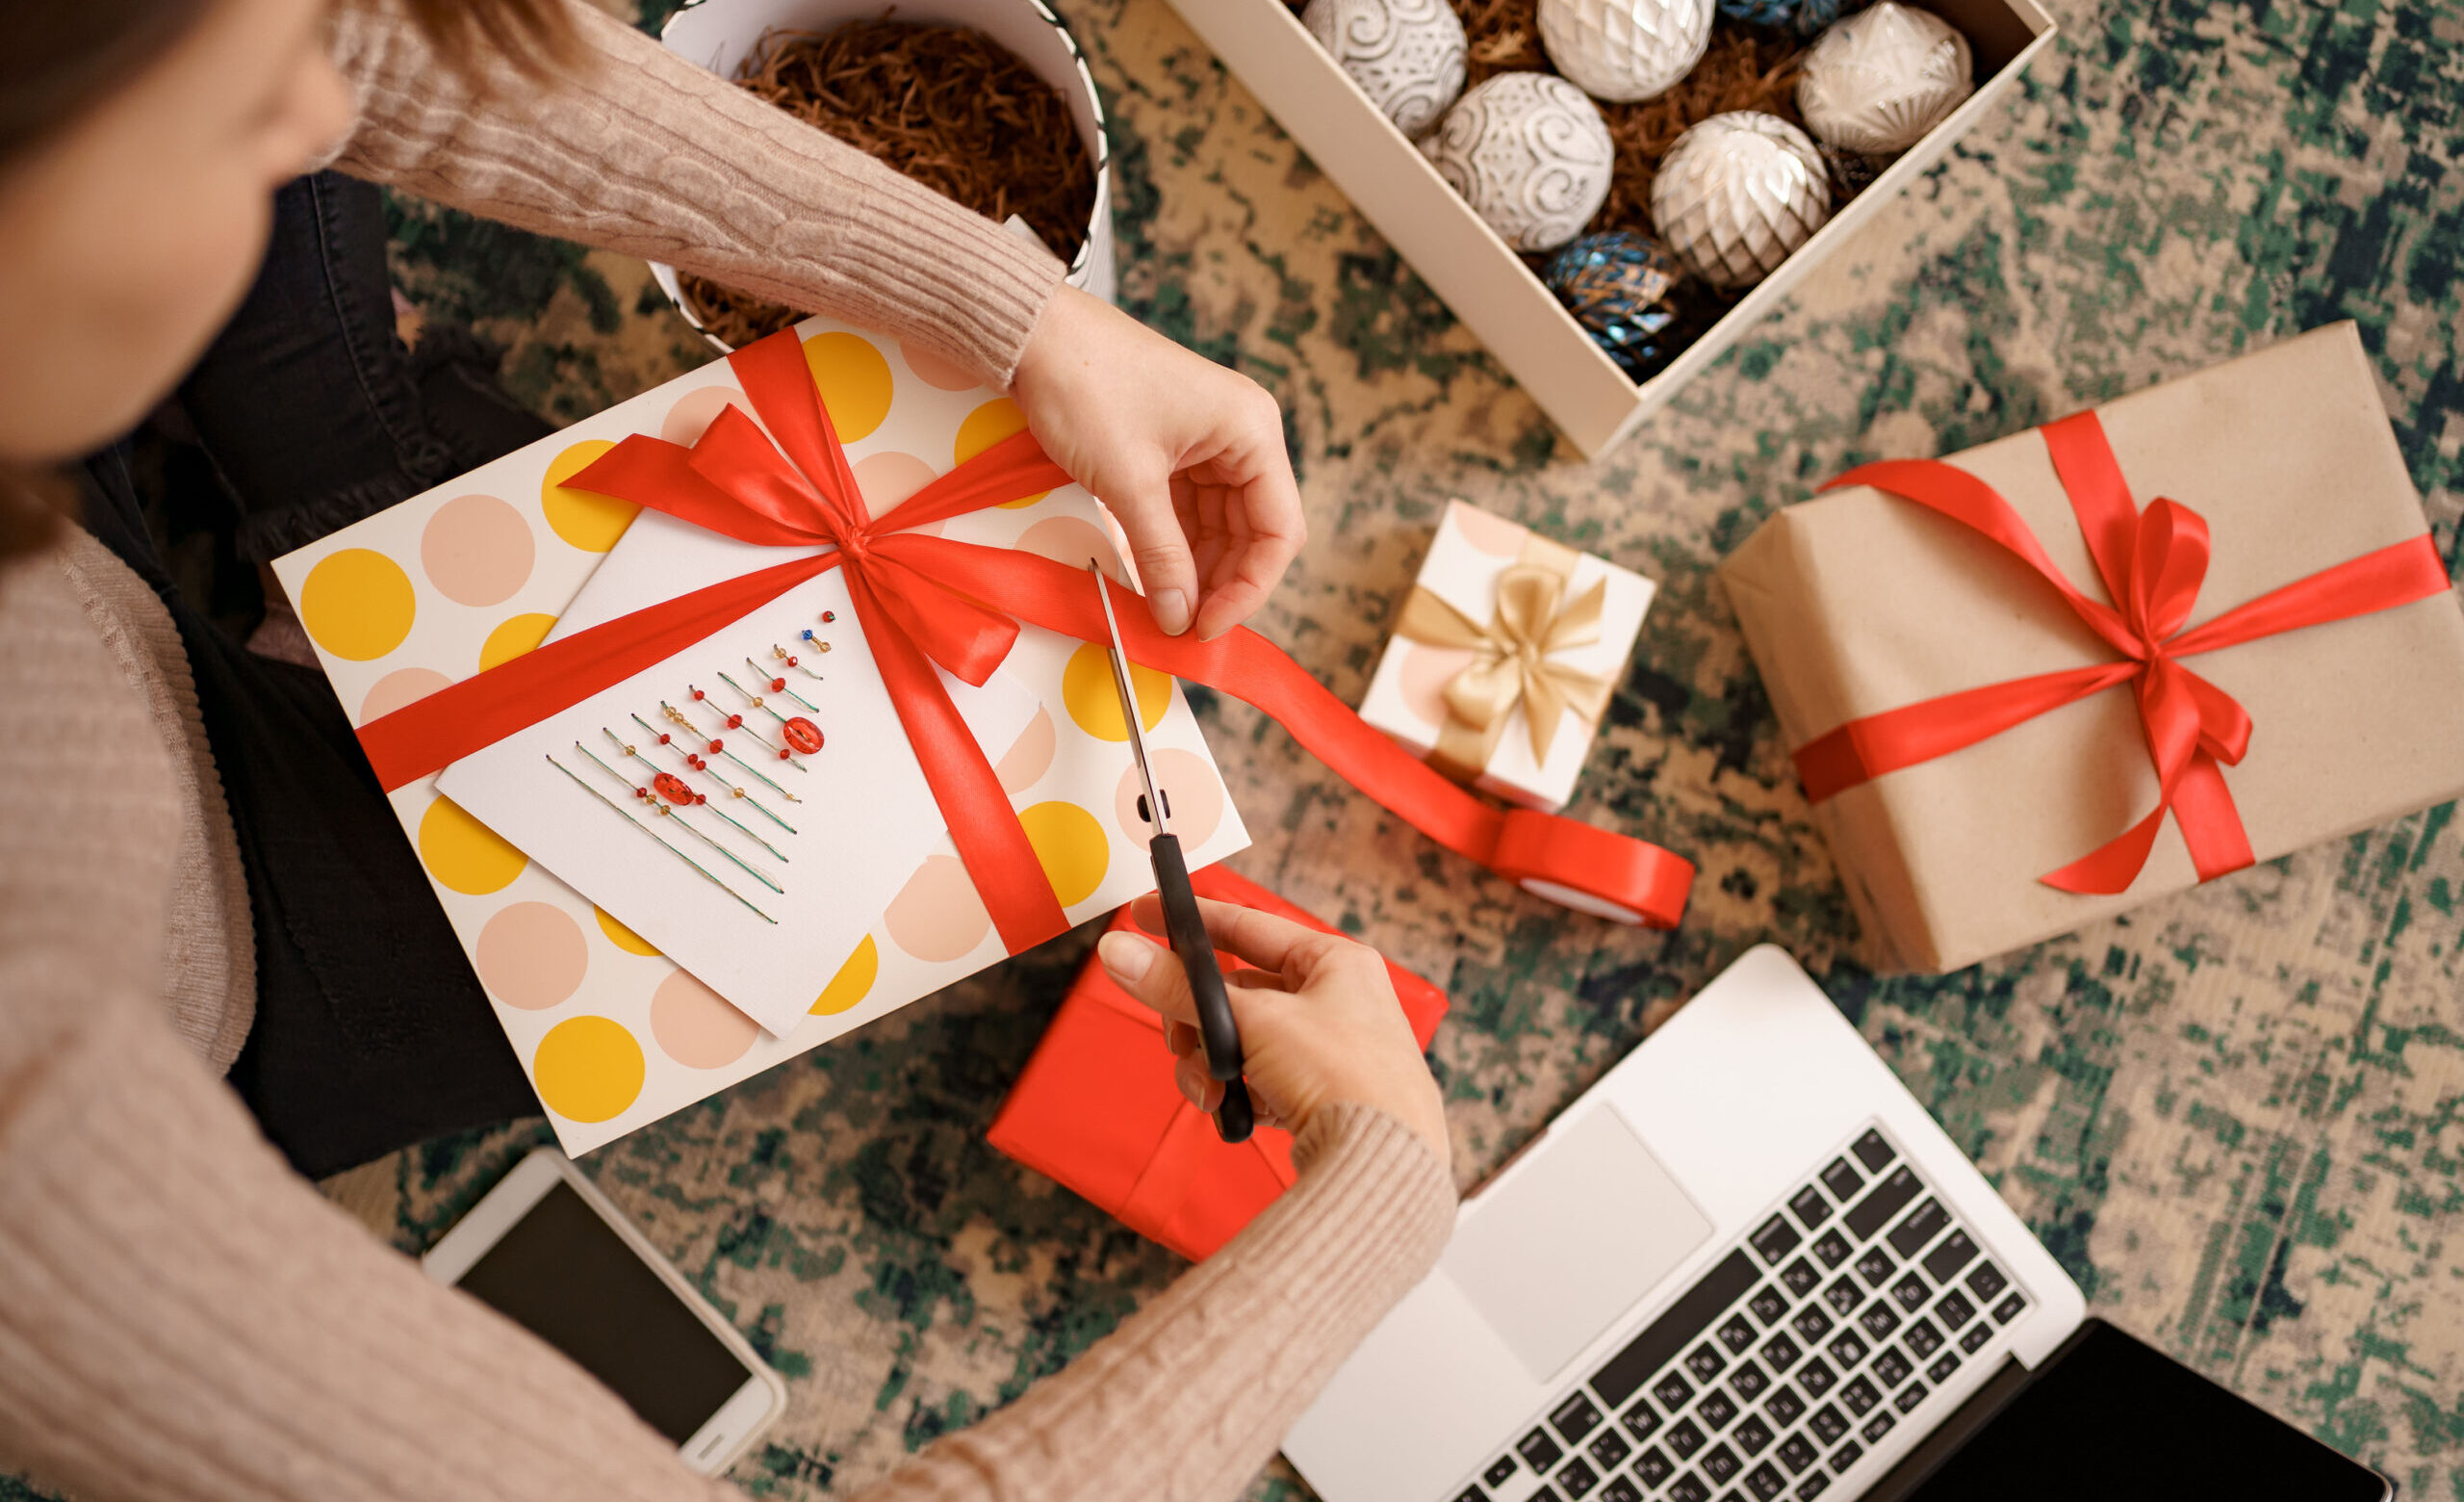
[
  {"x1": 726, "y1": 713, "x2": 744, "y2": 729},
  {"x1": 769, "y1": 677, "x2": 786, "y2": 691},
  {"x1": 633, "y1": 787, "x2": 649, "y2": 799},
  {"x1": 783, "y1": 716, "x2": 824, "y2": 754},
  {"x1": 778, "y1": 748, "x2": 791, "y2": 761},
  {"x1": 706, "y1": 738, "x2": 724, "y2": 754},
  {"x1": 653, "y1": 772, "x2": 694, "y2": 804},
  {"x1": 690, "y1": 687, "x2": 706, "y2": 700},
  {"x1": 821, "y1": 610, "x2": 835, "y2": 623},
  {"x1": 694, "y1": 793, "x2": 708, "y2": 805},
  {"x1": 656, "y1": 733, "x2": 671, "y2": 744},
  {"x1": 784, "y1": 656, "x2": 798, "y2": 667}
]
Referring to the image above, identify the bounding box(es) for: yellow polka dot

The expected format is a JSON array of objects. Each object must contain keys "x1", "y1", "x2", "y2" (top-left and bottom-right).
[
  {"x1": 954, "y1": 397, "x2": 1049, "y2": 507},
  {"x1": 810, "y1": 934, "x2": 879, "y2": 1016},
  {"x1": 804, "y1": 331, "x2": 893, "y2": 443},
  {"x1": 595, "y1": 906, "x2": 662, "y2": 956},
  {"x1": 417, "y1": 796, "x2": 527, "y2": 895},
  {"x1": 1061, "y1": 642, "x2": 1171, "y2": 742},
  {"x1": 1019, "y1": 800, "x2": 1110, "y2": 908},
  {"x1": 531, "y1": 1016, "x2": 645, "y2": 1124},
  {"x1": 541, "y1": 439, "x2": 636, "y2": 552},
  {"x1": 297, "y1": 548, "x2": 416, "y2": 661},
  {"x1": 478, "y1": 611, "x2": 557, "y2": 671}
]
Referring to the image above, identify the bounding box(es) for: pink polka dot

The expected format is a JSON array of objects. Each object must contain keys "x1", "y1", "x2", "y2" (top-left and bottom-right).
[
  {"x1": 420, "y1": 494, "x2": 535, "y2": 608},
  {"x1": 662, "y1": 385, "x2": 747, "y2": 447},
  {"x1": 1399, "y1": 642, "x2": 1478, "y2": 727},
  {"x1": 854, "y1": 450, "x2": 939, "y2": 514},
  {"x1": 649, "y1": 969, "x2": 760, "y2": 1068},
  {"x1": 1113, "y1": 747, "x2": 1225, "y2": 847},
  {"x1": 1015, "y1": 515, "x2": 1127, "y2": 583},
  {"x1": 995, "y1": 706, "x2": 1056, "y2": 792},
  {"x1": 899, "y1": 339, "x2": 980, "y2": 392},
  {"x1": 474, "y1": 901, "x2": 589, "y2": 1010},
  {"x1": 359, "y1": 666, "x2": 454, "y2": 725},
  {"x1": 884, "y1": 854, "x2": 991, "y2": 962},
  {"x1": 1449, "y1": 503, "x2": 1529, "y2": 557}
]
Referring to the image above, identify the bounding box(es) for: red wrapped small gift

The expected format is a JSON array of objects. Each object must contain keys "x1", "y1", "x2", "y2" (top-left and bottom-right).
[{"x1": 988, "y1": 867, "x2": 1449, "y2": 1260}]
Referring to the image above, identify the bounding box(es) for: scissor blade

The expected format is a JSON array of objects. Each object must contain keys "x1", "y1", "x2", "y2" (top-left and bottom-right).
[{"x1": 1090, "y1": 561, "x2": 1168, "y2": 835}]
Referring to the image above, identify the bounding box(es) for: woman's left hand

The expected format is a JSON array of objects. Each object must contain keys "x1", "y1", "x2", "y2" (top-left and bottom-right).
[{"x1": 1010, "y1": 286, "x2": 1304, "y2": 641}]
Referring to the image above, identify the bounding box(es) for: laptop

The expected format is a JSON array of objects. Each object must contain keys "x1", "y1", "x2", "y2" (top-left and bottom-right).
[{"x1": 1285, "y1": 946, "x2": 2391, "y2": 1502}]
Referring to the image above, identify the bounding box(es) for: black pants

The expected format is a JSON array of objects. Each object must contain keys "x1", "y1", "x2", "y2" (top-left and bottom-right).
[{"x1": 82, "y1": 173, "x2": 547, "y2": 1178}]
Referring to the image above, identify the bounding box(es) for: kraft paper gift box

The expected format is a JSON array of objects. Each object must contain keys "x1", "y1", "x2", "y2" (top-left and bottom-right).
[
  {"x1": 1720, "y1": 323, "x2": 2464, "y2": 973},
  {"x1": 987, "y1": 864, "x2": 1449, "y2": 1261},
  {"x1": 1359, "y1": 500, "x2": 1656, "y2": 814},
  {"x1": 270, "y1": 314, "x2": 1249, "y2": 1153}
]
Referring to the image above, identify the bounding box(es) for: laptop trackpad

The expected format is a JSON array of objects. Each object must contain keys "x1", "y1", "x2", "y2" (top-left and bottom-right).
[{"x1": 1441, "y1": 1107, "x2": 1713, "y2": 1384}]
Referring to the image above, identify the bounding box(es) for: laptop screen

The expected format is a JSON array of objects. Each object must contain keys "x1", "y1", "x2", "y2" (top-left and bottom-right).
[{"x1": 1898, "y1": 1320, "x2": 2385, "y2": 1500}]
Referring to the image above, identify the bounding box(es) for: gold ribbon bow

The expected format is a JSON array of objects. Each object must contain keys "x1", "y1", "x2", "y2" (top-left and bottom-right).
[{"x1": 1398, "y1": 561, "x2": 1613, "y2": 783}]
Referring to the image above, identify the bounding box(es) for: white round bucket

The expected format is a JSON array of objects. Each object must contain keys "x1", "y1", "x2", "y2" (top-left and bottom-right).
[{"x1": 651, "y1": 0, "x2": 1115, "y2": 353}]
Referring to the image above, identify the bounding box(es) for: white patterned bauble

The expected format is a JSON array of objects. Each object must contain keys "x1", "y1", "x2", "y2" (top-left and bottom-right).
[
  {"x1": 1796, "y1": 2, "x2": 1974, "y2": 153},
  {"x1": 1420, "y1": 73, "x2": 1615, "y2": 252},
  {"x1": 1649, "y1": 112, "x2": 1833, "y2": 289},
  {"x1": 1303, "y1": 0, "x2": 1469, "y2": 139},
  {"x1": 1537, "y1": 0, "x2": 1715, "y2": 103}
]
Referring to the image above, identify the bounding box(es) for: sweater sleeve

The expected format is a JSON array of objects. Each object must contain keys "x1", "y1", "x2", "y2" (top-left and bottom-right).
[
  {"x1": 0, "y1": 958, "x2": 734, "y2": 1502},
  {"x1": 324, "y1": 0, "x2": 1069, "y2": 387},
  {"x1": 845, "y1": 1102, "x2": 1459, "y2": 1502}
]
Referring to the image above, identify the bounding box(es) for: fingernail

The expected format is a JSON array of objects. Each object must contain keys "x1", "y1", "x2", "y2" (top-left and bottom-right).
[
  {"x1": 1097, "y1": 931, "x2": 1154, "y2": 982},
  {"x1": 1154, "y1": 588, "x2": 1192, "y2": 636}
]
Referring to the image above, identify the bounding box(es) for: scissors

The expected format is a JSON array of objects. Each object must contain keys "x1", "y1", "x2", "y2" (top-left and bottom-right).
[{"x1": 1091, "y1": 561, "x2": 1254, "y2": 1144}]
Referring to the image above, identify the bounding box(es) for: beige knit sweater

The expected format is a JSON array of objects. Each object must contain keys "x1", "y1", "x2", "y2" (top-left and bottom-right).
[{"x1": 0, "y1": 8, "x2": 1459, "y2": 1502}]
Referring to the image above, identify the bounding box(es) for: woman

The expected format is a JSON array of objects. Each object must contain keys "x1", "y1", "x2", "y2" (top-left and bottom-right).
[{"x1": 0, "y1": 0, "x2": 1454, "y2": 1497}]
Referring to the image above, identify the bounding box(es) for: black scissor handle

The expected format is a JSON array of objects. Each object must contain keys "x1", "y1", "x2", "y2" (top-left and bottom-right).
[{"x1": 1148, "y1": 834, "x2": 1251, "y2": 1144}]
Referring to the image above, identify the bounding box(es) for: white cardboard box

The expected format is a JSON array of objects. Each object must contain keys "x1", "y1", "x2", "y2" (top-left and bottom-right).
[{"x1": 1160, "y1": 0, "x2": 2056, "y2": 458}]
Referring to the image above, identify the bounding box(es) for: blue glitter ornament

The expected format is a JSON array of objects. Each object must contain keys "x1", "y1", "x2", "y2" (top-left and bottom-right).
[
  {"x1": 1540, "y1": 232, "x2": 1703, "y2": 382},
  {"x1": 1715, "y1": 0, "x2": 1850, "y2": 35}
]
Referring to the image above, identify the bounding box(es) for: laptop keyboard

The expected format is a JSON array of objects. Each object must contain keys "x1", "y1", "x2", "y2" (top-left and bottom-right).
[{"x1": 1452, "y1": 1126, "x2": 2029, "y2": 1502}]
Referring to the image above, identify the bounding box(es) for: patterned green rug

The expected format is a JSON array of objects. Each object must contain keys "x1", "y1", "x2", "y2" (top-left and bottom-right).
[{"x1": 86, "y1": 0, "x2": 2464, "y2": 1498}]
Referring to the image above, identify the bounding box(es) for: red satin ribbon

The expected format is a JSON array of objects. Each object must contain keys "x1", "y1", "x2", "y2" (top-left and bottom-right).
[
  {"x1": 356, "y1": 328, "x2": 1693, "y2": 944},
  {"x1": 1796, "y1": 411, "x2": 2452, "y2": 894}
]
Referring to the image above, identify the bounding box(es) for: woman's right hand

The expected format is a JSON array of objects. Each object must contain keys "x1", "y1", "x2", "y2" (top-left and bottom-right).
[{"x1": 1097, "y1": 896, "x2": 1450, "y2": 1172}]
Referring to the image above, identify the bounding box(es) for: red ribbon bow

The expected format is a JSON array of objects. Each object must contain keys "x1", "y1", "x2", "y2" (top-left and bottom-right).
[
  {"x1": 355, "y1": 328, "x2": 1694, "y2": 945},
  {"x1": 1794, "y1": 411, "x2": 2451, "y2": 894}
]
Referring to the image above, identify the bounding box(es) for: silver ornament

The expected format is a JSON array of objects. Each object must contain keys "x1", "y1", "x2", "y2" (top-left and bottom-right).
[
  {"x1": 1303, "y1": 0, "x2": 1469, "y2": 139},
  {"x1": 1649, "y1": 112, "x2": 1834, "y2": 289},
  {"x1": 1420, "y1": 73, "x2": 1615, "y2": 252},
  {"x1": 1537, "y1": 0, "x2": 1715, "y2": 104},
  {"x1": 1796, "y1": 2, "x2": 1974, "y2": 154}
]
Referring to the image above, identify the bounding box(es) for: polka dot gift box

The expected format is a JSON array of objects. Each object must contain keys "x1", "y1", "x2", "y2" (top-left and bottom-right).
[
  {"x1": 270, "y1": 315, "x2": 1248, "y2": 1154},
  {"x1": 1356, "y1": 500, "x2": 1656, "y2": 816}
]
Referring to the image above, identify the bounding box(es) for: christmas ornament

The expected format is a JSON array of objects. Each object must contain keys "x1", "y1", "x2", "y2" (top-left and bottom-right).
[
  {"x1": 1797, "y1": 1, "x2": 1974, "y2": 154},
  {"x1": 1539, "y1": 232, "x2": 1704, "y2": 381},
  {"x1": 1819, "y1": 140, "x2": 1890, "y2": 200},
  {"x1": 1649, "y1": 111, "x2": 1833, "y2": 289},
  {"x1": 1716, "y1": 0, "x2": 1852, "y2": 36},
  {"x1": 1420, "y1": 73, "x2": 1615, "y2": 252},
  {"x1": 1536, "y1": 0, "x2": 1713, "y2": 104},
  {"x1": 1302, "y1": 0, "x2": 1468, "y2": 138}
]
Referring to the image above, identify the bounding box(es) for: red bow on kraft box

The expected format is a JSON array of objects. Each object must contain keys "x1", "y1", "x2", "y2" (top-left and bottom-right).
[
  {"x1": 987, "y1": 865, "x2": 1448, "y2": 1261},
  {"x1": 352, "y1": 327, "x2": 1693, "y2": 939},
  {"x1": 1718, "y1": 324, "x2": 2464, "y2": 973}
]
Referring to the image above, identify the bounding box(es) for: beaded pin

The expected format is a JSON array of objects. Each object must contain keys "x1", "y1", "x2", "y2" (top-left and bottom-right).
[
  {"x1": 628, "y1": 712, "x2": 797, "y2": 834},
  {"x1": 658, "y1": 701, "x2": 804, "y2": 799},
  {"x1": 717, "y1": 670, "x2": 825, "y2": 756},
  {"x1": 682, "y1": 685, "x2": 808, "y2": 768},
  {"x1": 770, "y1": 643, "x2": 825, "y2": 684},
  {"x1": 799, "y1": 629, "x2": 834, "y2": 655},
  {"x1": 742, "y1": 657, "x2": 820, "y2": 712},
  {"x1": 573, "y1": 741, "x2": 784, "y2": 894},
  {"x1": 602, "y1": 728, "x2": 789, "y2": 862},
  {"x1": 545, "y1": 754, "x2": 775, "y2": 924}
]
